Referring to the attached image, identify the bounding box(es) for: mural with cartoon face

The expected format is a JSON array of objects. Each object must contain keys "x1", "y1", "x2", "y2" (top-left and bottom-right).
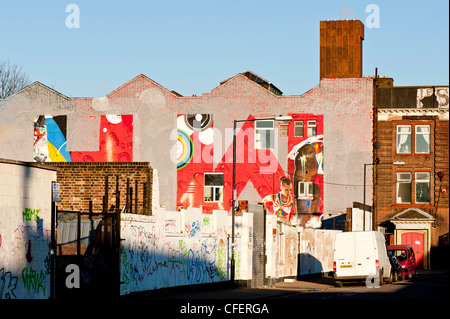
[
  {"x1": 287, "y1": 114, "x2": 324, "y2": 227},
  {"x1": 176, "y1": 112, "x2": 324, "y2": 228}
]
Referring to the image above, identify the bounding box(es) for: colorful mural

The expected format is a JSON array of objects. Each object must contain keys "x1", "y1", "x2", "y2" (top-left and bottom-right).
[
  {"x1": 262, "y1": 176, "x2": 296, "y2": 222},
  {"x1": 175, "y1": 113, "x2": 324, "y2": 224},
  {"x1": 287, "y1": 114, "x2": 324, "y2": 227},
  {"x1": 33, "y1": 114, "x2": 133, "y2": 162},
  {"x1": 176, "y1": 114, "x2": 288, "y2": 213},
  {"x1": 34, "y1": 115, "x2": 71, "y2": 162}
]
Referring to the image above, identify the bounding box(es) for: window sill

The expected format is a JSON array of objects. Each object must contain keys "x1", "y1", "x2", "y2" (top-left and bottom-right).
[{"x1": 393, "y1": 204, "x2": 435, "y2": 209}]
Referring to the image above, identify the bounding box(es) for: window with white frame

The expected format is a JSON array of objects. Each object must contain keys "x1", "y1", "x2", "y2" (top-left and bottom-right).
[
  {"x1": 415, "y1": 172, "x2": 430, "y2": 203},
  {"x1": 298, "y1": 181, "x2": 314, "y2": 199},
  {"x1": 397, "y1": 172, "x2": 412, "y2": 204},
  {"x1": 307, "y1": 120, "x2": 317, "y2": 137},
  {"x1": 294, "y1": 121, "x2": 304, "y2": 137},
  {"x1": 397, "y1": 125, "x2": 412, "y2": 154},
  {"x1": 415, "y1": 125, "x2": 430, "y2": 154},
  {"x1": 255, "y1": 120, "x2": 275, "y2": 149},
  {"x1": 204, "y1": 173, "x2": 224, "y2": 202}
]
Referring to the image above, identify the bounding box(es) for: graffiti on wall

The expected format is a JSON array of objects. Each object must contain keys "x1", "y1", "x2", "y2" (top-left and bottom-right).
[
  {"x1": 1, "y1": 207, "x2": 51, "y2": 299},
  {"x1": 120, "y1": 211, "x2": 231, "y2": 295},
  {"x1": 33, "y1": 114, "x2": 133, "y2": 162},
  {"x1": 0, "y1": 268, "x2": 18, "y2": 299}
]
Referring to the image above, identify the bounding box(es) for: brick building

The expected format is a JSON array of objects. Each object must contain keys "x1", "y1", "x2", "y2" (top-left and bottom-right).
[
  {"x1": 1, "y1": 20, "x2": 373, "y2": 228},
  {"x1": 374, "y1": 80, "x2": 449, "y2": 268},
  {"x1": 44, "y1": 162, "x2": 153, "y2": 215}
]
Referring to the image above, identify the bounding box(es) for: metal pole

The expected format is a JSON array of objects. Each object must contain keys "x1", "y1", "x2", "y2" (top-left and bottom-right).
[
  {"x1": 50, "y1": 182, "x2": 56, "y2": 300},
  {"x1": 126, "y1": 178, "x2": 130, "y2": 214},
  {"x1": 363, "y1": 163, "x2": 367, "y2": 231},
  {"x1": 135, "y1": 180, "x2": 138, "y2": 215},
  {"x1": 104, "y1": 175, "x2": 109, "y2": 214},
  {"x1": 231, "y1": 119, "x2": 236, "y2": 286},
  {"x1": 77, "y1": 211, "x2": 81, "y2": 256}
]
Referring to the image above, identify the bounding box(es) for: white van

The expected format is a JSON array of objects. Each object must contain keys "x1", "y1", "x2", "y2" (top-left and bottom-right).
[{"x1": 333, "y1": 231, "x2": 392, "y2": 286}]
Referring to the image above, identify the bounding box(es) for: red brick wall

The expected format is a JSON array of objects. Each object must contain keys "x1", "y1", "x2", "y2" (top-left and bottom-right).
[
  {"x1": 374, "y1": 118, "x2": 449, "y2": 248},
  {"x1": 45, "y1": 162, "x2": 153, "y2": 215}
]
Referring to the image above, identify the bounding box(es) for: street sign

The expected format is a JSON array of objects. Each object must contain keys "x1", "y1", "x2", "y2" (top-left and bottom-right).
[{"x1": 52, "y1": 182, "x2": 60, "y2": 202}]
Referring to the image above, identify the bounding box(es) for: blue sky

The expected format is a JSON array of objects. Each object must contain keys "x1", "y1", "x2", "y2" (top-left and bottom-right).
[{"x1": 1, "y1": 0, "x2": 448, "y2": 97}]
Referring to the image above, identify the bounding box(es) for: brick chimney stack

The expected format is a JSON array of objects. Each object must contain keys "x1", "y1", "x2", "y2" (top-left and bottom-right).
[{"x1": 320, "y1": 20, "x2": 364, "y2": 79}]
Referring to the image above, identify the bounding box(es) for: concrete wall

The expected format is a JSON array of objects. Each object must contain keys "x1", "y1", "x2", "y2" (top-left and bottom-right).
[
  {"x1": 0, "y1": 159, "x2": 56, "y2": 299},
  {"x1": 298, "y1": 229, "x2": 341, "y2": 276},
  {"x1": 120, "y1": 206, "x2": 338, "y2": 295},
  {"x1": 119, "y1": 208, "x2": 253, "y2": 295},
  {"x1": 0, "y1": 158, "x2": 340, "y2": 298},
  {"x1": 265, "y1": 215, "x2": 302, "y2": 279}
]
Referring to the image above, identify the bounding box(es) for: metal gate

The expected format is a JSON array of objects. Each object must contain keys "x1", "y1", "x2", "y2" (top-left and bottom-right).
[{"x1": 54, "y1": 211, "x2": 121, "y2": 298}]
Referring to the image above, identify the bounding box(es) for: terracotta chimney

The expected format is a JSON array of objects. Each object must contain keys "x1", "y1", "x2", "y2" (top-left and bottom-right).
[{"x1": 320, "y1": 20, "x2": 364, "y2": 78}]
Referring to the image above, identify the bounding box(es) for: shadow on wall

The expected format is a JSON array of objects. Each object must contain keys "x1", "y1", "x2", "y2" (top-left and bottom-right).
[
  {"x1": 297, "y1": 253, "x2": 323, "y2": 278},
  {"x1": 118, "y1": 220, "x2": 231, "y2": 296},
  {"x1": 1, "y1": 216, "x2": 50, "y2": 300}
]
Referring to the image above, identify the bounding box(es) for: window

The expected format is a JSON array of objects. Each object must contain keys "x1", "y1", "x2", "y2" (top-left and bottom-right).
[
  {"x1": 204, "y1": 173, "x2": 224, "y2": 202},
  {"x1": 298, "y1": 181, "x2": 314, "y2": 199},
  {"x1": 280, "y1": 125, "x2": 288, "y2": 137},
  {"x1": 307, "y1": 121, "x2": 317, "y2": 137},
  {"x1": 415, "y1": 125, "x2": 430, "y2": 153},
  {"x1": 397, "y1": 125, "x2": 411, "y2": 154},
  {"x1": 255, "y1": 120, "x2": 275, "y2": 149},
  {"x1": 415, "y1": 172, "x2": 430, "y2": 203},
  {"x1": 294, "y1": 121, "x2": 303, "y2": 137},
  {"x1": 397, "y1": 124, "x2": 431, "y2": 154},
  {"x1": 397, "y1": 172, "x2": 412, "y2": 204}
]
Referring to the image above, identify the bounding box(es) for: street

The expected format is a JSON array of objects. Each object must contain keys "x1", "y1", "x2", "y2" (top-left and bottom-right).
[
  {"x1": 267, "y1": 269, "x2": 449, "y2": 300},
  {"x1": 147, "y1": 269, "x2": 448, "y2": 301},
  {"x1": 127, "y1": 269, "x2": 448, "y2": 318}
]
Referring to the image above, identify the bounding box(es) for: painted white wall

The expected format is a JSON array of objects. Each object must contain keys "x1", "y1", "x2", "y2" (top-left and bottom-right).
[{"x1": 0, "y1": 160, "x2": 56, "y2": 299}]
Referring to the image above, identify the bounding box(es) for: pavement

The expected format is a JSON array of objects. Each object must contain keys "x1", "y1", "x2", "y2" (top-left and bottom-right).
[{"x1": 147, "y1": 275, "x2": 335, "y2": 299}]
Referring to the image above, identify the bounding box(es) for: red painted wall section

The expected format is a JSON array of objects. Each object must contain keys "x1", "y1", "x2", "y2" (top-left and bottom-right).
[
  {"x1": 176, "y1": 114, "x2": 286, "y2": 214},
  {"x1": 71, "y1": 114, "x2": 133, "y2": 162},
  {"x1": 175, "y1": 113, "x2": 325, "y2": 220}
]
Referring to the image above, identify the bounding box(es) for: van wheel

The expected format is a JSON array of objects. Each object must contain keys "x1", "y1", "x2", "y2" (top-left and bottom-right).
[{"x1": 386, "y1": 270, "x2": 394, "y2": 284}]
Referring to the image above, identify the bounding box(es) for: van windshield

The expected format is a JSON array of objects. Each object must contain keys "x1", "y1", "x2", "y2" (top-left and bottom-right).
[{"x1": 391, "y1": 249, "x2": 407, "y2": 261}]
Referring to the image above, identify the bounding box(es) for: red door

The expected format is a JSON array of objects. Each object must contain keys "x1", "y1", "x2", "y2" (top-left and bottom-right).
[{"x1": 401, "y1": 232, "x2": 424, "y2": 268}]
